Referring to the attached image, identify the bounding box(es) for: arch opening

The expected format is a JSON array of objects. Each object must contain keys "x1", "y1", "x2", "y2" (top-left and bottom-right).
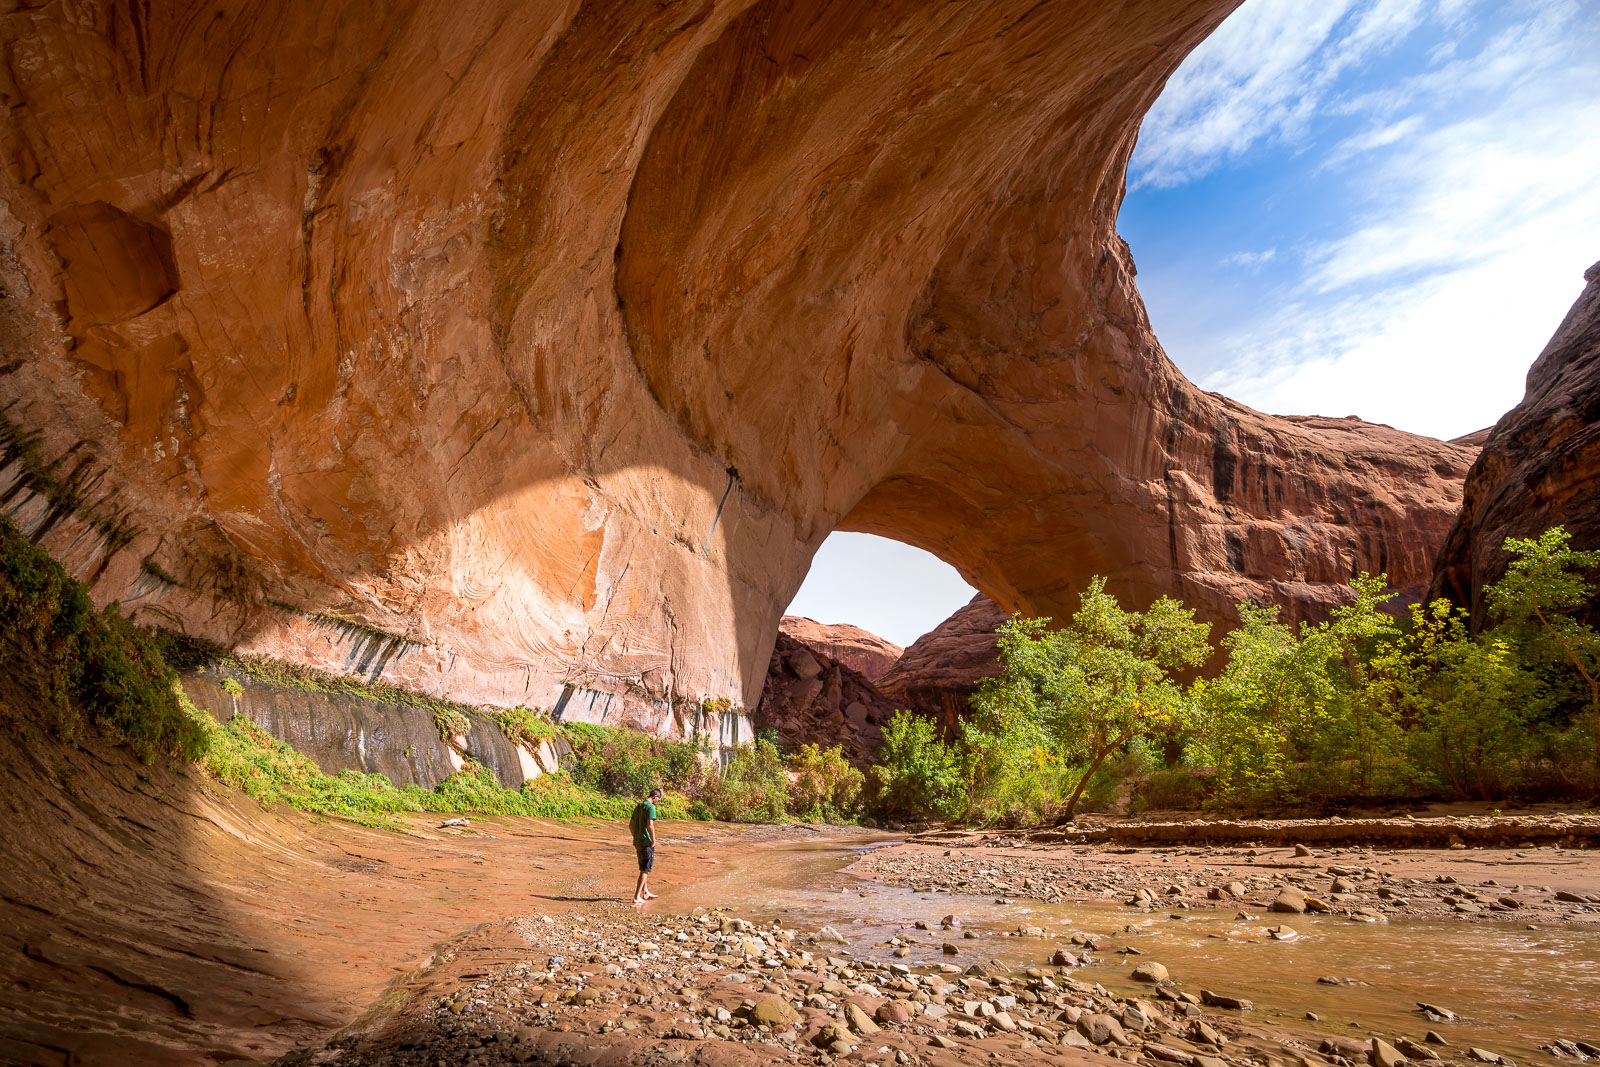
[{"x1": 784, "y1": 532, "x2": 977, "y2": 650}]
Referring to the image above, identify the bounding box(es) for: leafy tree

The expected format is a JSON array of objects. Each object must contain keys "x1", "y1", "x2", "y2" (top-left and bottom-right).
[
  {"x1": 969, "y1": 577, "x2": 1210, "y2": 820},
  {"x1": 788, "y1": 743, "x2": 864, "y2": 823},
  {"x1": 1380, "y1": 599, "x2": 1523, "y2": 798},
  {"x1": 869, "y1": 710, "x2": 967, "y2": 821},
  {"x1": 1192, "y1": 576, "x2": 1408, "y2": 804},
  {"x1": 1485, "y1": 527, "x2": 1600, "y2": 790}
]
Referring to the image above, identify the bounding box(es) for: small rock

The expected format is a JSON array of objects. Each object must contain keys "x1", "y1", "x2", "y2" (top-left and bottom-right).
[
  {"x1": 1370, "y1": 1037, "x2": 1406, "y2": 1067},
  {"x1": 1398, "y1": 1039, "x2": 1440, "y2": 1060},
  {"x1": 1200, "y1": 990, "x2": 1253, "y2": 1011},
  {"x1": 1132, "y1": 962, "x2": 1170, "y2": 983},
  {"x1": 1077, "y1": 1013, "x2": 1128, "y2": 1046},
  {"x1": 749, "y1": 997, "x2": 798, "y2": 1027},
  {"x1": 1294, "y1": 844, "x2": 1313, "y2": 857},
  {"x1": 1271, "y1": 889, "x2": 1308, "y2": 914},
  {"x1": 844, "y1": 1002, "x2": 880, "y2": 1035}
]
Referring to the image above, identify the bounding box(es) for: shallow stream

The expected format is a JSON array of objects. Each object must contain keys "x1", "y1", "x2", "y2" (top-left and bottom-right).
[{"x1": 658, "y1": 837, "x2": 1598, "y2": 1064}]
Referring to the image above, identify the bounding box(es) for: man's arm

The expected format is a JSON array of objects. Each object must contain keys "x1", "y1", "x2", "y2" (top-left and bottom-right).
[{"x1": 647, "y1": 816, "x2": 656, "y2": 846}]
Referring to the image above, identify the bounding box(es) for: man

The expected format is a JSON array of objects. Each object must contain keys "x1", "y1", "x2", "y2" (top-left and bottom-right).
[{"x1": 630, "y1": 786, "x2": 662, "y2": 905}]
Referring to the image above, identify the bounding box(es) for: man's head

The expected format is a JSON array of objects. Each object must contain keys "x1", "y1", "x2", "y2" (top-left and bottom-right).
[{"x1": 648, "y1": 787, "x2": 663, "y2": 800}]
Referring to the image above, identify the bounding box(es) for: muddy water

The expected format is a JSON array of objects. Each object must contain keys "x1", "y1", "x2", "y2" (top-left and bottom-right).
[{"x1": 661, "y1": 838, "x2": 1599, "y2": 1064}]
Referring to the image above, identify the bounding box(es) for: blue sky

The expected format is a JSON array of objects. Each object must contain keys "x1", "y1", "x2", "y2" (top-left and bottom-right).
[
  {"x1": 788, "y1": 0, "x2": 1600, "y2": 646},
  {"x1": 1123, "y1": 0, "x2": 1600, "y2": 440}
]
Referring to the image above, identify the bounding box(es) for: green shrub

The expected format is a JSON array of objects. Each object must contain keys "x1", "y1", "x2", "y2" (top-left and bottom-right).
[
  {"x1": 1132, "y1": 767, "x2": 1209, "y2": 812},
  {"x1": 496, "y1": 705, "x2": 557, "y2": 745},
  {"x1": 432, "y1": 706, "x2": 471, "y2": 741},
  {"x1": 561, "y1": 721, "x2": 709, "y2": 797},
  {"x1": 868, "y1": 710, "x2": 967, "y2": 821},
  {"x1": 0, "y1": 514, "x2": 201, "y2": 761},
  {"x1": 694, "y1": 738, "x2": 789, "y2": 822},
  {"x1": 787, "y1": 743, "x2": 863, "y2": 823}
]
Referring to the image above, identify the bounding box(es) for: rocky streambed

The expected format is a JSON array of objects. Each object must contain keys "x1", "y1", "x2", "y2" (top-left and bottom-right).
[{"x1": 274, "y1": 825, "x2": 1600, "y2": 1067}]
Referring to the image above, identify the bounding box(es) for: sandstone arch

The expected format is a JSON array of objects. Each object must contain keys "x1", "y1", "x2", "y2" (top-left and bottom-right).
[{"x1": 0, "y1": 0, "x2": 1472, "y2": 733}]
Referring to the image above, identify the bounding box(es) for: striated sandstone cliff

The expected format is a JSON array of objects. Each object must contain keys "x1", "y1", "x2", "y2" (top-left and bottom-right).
[
  {"x1": 876, "y1": 594, "x2": 1009, "y2": 729},
  {"x1": 1432, "y1": 263, "x2": 1600, "y2": 626},
  {"x1": 0, "y1": 0, "x2": 1473, "y2": 731}
]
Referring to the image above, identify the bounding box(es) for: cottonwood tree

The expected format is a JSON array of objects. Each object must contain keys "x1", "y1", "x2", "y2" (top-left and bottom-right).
[
  {"x1": 968, "y1": 577, "x2": 1211, "y2": 821},
  {"x1": 1486, "y1": 527, "x2": 1600, "y2": 791}
]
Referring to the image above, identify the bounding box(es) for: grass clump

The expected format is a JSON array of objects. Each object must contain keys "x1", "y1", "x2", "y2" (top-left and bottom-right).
[
  {"x1": 0, "y1": 514, "x2": 200, "y2": 761},
  {"x1": 496, "y1": 705, "x2": 558, "y2": 745}
]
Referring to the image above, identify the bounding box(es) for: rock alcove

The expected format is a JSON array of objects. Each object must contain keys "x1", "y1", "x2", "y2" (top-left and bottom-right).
[{"x1": 2, "y1": 0, "x2": 1478, "y2": 739}]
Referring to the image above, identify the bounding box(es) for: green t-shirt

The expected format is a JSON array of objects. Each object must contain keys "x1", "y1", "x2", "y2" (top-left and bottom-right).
[{"x1": 630, "y1": 799, "x2": 657, "y2": 848}]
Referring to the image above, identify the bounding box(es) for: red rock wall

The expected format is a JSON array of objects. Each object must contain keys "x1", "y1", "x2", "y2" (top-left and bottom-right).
[
  {"x1": 0, "y1": 0, "x2": 1471, "y2": 729},
  {"x1": 778, "y1": 617, "x2": 902, "y2": 684},
  {"x1": 1431, "y1": 263, "x2": 1600, "y2": 626}
]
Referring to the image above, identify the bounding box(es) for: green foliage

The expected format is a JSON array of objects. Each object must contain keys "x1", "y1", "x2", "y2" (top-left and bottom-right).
[
  {"x1": 968, "y1": 578, "x2": 1211, "y2": 820},
  {"x1": 495, "y1": 705, "x2": 557, "y2": 745},
  {"x1": 177, "y1": 687, "x2": 690, "y2": 824},
  {"x1": 0, "y1": 514, "x2": 201, "y2": 761},
  {"x1": 1487, "y1": 527, "x2": 1600, "y2": 791},
  {"x1": 787, "y1": 743, "x2": 864, "y2": 823},
  {"x1": 561, "y1": 721, "x2": 710, "y2": 798},
  {"x1": 1193, "y1": 532, "x2": 1600, "y2": 807},
  {"x1": 432, "y1": 706, "x2": 471, "y2": 741},
  {"x1": 221, "y1": 677, "x2": 245, "y2": 698},
  {"x1": 868, "y1": 710, "x2": 968, "y2": 821},
  {"x1": 694, "y1": 737, "x2": 790, "y2": 822}
]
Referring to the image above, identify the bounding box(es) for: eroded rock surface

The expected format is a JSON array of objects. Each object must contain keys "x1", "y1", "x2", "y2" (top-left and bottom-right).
[
  {"x1": 1432, "y1": 263, "x2": 1600, "y2": 625},
  {"x1": 877, "y1": 594, "x2": 1010, "y2": 729},
  {"x1": 756, "y1": 627, "x2": 896, "y2": 764},
  {"x1": 778, "y1": 616, "x2": 903, "y2": 684},
  {"x1": 1, "y1": 0, "x2": 1473, "y2": 727}
]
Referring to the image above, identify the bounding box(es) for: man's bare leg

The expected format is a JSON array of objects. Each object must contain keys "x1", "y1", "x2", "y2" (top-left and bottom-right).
[{"x1": 634, "y1": 870, "x2": 648, "y2": 905}]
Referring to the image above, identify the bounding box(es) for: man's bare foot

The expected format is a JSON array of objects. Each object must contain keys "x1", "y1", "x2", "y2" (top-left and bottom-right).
[
  {"x1": 643, "y1": 891, "x2": 658, "y2": 899},
  {"x1": 633, "y1": 896, "x2": 646, "y2": 905}
]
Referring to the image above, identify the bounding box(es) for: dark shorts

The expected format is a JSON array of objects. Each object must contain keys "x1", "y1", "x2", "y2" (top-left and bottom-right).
[{"x1": 636, "y1": 845, "x2": 654, "y2": 873}]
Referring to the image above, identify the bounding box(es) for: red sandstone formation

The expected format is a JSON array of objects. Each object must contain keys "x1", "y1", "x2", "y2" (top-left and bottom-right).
[
  {"x1": 876, "y1": 595, "x2": 1009, "y2": 730},
  {"x1": 1432, "y1": 263, "x2": 1600, "y2": 626},
  {"x1": 778, "y1": 617, "x2": 903, "y2": 684},
  {"x1": 756, "y1": 629, "x2": 897, "y2": 766},
  {"x1": 0, "y1": 0, "x2": 1475, "y2": 732}
]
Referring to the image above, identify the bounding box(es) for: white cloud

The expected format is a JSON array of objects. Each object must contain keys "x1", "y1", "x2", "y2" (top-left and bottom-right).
[
  {"x1": 1139, "y1": 0, "x2": 1600, "y2": 440},
  {"x1": 1132, "y1": 0, "x2": 1454, "y2": 188},
  {"x1": 1200, "y1": 239, "x2": 1596, "y2": 440},
  {"x1": 1220, "y1": 248, "x2": 1278, "y2": 269},
  {"x1": 1199, "y1": 79, "x2": 1600, "y2": 439}
]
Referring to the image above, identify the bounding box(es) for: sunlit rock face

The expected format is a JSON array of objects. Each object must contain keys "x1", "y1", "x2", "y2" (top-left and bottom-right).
[
  {"x1": 778, "y1": 618, "x2": 902, "y2": 685},
  {"x1": 1432, "y1": 264, "x2": 1600, "y2": 627},
  {"x1": 0, "y1": 0, "x2": 1473, "y2": 726}
]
